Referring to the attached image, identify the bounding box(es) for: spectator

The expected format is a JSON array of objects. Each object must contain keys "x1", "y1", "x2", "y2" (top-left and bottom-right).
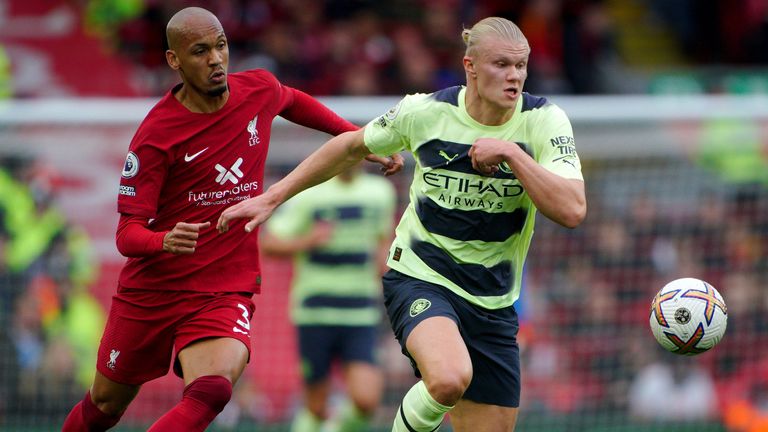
[{"x1": 628, "y1": 355, "x2": 718, "y2": 421}]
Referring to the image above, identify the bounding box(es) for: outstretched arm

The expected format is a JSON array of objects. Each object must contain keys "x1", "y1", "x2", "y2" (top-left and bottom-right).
[
  {"x1": 260, "y1": 222, "x2": 333, "y2": 257},
  {"x1": 218, "y1": 128, "x2": 370, "y2": 233},
  {"x1": 280, "y1": 88, "x2": 403, "y2": 176}
]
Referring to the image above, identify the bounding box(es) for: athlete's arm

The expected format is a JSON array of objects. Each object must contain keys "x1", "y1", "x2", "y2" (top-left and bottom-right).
[
  {"x1": 116, "y1": 214, "x2": 211, "y2": 256},
  {"x1": 218, "y1": 128, "x2": 370, "y2": 233},
  {"x1": 469, "y1": 138, "x2": 586, "y2": 228},
  {"x1": 279, "y1": 87, "x2": 358, "y2": 135},
  {"x1": 279, "y1": 88, "x2": 403, "y2": 176},
  {"x1": 375, "y1": 232, "x2": 394, "y2": 276},
  {"x1": 260, "y1": 222, "x2": 333, "y2": 257}
]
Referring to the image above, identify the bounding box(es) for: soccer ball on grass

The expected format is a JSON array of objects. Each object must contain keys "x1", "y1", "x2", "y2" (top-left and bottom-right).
[{"x1": 649, "y1": 278, "x2": 727, "y2": 355}]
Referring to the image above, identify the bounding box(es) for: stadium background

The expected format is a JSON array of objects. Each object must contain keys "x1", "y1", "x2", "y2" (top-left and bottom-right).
[{"x1": 0, "y1": 0, "x2": 767, "y2": 431}]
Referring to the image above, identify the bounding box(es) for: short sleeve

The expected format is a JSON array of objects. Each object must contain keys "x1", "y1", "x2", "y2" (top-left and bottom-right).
[
  {"x1": 532, "y1": 104, "x2": 583, "y2": 181},
  {"x1": 363, "y1": 97, "x2": 412, "y2": 156},
  {"x1": 117, "y1": 138, "x2": 169, "y2": 218}
]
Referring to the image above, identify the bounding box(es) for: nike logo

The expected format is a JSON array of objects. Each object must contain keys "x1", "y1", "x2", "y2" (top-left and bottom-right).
[
  {"x1": 184, "y1": 147, "x2": 209, "y2": 162},
  {"x1": 439, "y1": 150, "x2": 459, "y2": 163}
]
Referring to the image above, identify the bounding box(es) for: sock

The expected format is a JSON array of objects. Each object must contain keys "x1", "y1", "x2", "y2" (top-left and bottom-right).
[
  {"x1": 290, "y1": 406, "x2": 323, "y2": 432},
  {"x1": 62, "y1": 391, "x2": 122, "y2": 432},
  {"x1": 147, "y1": 375, "x2": 232, "y2": 432},
  {"x1": 392, "y1": 381, "x2": 453, "y2": 432},
  {"x1": 330, "y1": 398, "x2": 370, "y2": 432}
]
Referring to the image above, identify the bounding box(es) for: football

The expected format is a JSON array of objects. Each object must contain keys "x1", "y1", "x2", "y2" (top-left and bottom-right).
[{"x1": 649, "y1": 278, "x2": 728, "y2": 355}]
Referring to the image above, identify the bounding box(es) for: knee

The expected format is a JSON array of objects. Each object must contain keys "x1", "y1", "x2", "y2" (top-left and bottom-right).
[
  {"x1": 425, "y1": 367, "x2": 472, "y2": 406},
  {"x1": 90, "y1": 386, "x2": 136, "y2": 417},
  {"x1": 306, "y1": 399, "x2": 328, "y2": 420},
  {"x1": 185, "y1": 375, "x2": 233, "y2": 414},
  {"x1": 350, "y1": 395, "x2": 379, "y2": 417}
]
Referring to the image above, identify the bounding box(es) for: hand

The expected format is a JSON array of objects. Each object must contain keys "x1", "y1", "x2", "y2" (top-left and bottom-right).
[
  {"x1": 365, "y1": 153, "x2": 405, "y2": 176},
  {"x1": 217, "y1": 195, "x2": 277, "y2": 233},
  {"x1": 469, "y1": 138, "x2": 513, "y2": 176},
  {"x1": 163, "y1": 221, "x2": 210, "y2": 254},
  {"x1": 306, "y1": 221, "x2": 334, "y2": 248}
]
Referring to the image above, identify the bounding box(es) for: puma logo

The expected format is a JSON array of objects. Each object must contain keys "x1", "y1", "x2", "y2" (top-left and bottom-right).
[{"x1": 439, "y1": 150, "x2": 458, "y2": 163}]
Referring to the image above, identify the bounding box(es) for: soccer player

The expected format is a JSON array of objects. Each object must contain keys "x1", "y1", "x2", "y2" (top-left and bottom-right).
[
  {"x1": 218, "y1": 16, "x2": 586, "y2": 432},
  {"x1": 261, "y1": 162, "x2": 396, "y2": 432},
  {"x1": 61, "y1": 7, "x2": 401, "y2": 432}
]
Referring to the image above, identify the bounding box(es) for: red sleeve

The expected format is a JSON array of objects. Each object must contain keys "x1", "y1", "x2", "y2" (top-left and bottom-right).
[
  {"x1": 278, "y1": 87, "x2": 359, "y2": 136},
  {"x1": 116, "y1": 213, "x2": 166, "y2": 257}
]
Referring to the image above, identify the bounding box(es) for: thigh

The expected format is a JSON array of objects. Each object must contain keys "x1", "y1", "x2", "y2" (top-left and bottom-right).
[
  {"x1": 297, "y1": 326, "x2": 335, "y2": 383},
  {"x1": 383, "y1": 270, "x2": 471, "y2": 380},
  {"x1": 406, "y1": 316, "x2": 471, "y2": 385},
  {"x1": 459, "y1": 305, "x2": 521, "y2": 408},
  {"x1": 450, "y1": 399, "x2": 518, "y2": 432},
  {"x1": 175, "y1": 293, "x2": 255, "y2": 384},
  {"x1": 96, "y1": 290, "x2": 179, "y2": 385},
  {"x1": 338, "y1": 326, "x2": 382, "y2": 406},
  {"x1": 178, "y1": 337, "x2": 249, "y2": 385},
  {"x1": 338, "y1": 325, "x2": 378, "y2": 365},
  {"x1": 343, "y1": 361, "x2": 383, "y2": 409}
]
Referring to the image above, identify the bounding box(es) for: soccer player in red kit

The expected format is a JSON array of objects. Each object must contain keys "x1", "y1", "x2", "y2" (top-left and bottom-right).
[{"x1": 61, "y1": 7, "x2": 401, "y2": 432}]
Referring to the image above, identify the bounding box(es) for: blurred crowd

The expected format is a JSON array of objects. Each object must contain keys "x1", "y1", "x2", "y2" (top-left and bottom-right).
[
  {"x1": 0, "y1": 155, "x2": 104, "y2": 427},
  {"x1": 0, "y1": 0, "x2": 767, "y2": 429},
  {"x1": 80, "y1": 0, "x2": 768, "y2": 96},
  {"x1": 519, "y1": 151, "x2": 768, "y2": 428}
]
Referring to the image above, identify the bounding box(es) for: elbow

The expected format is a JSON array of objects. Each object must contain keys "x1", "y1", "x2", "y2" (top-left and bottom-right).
[
  {"x1": 259, "y1": 239, "x2": 279, "y2": 257},
  {"x1": 260, "y1": 245, "x2": 280, "y2": 257},
  {"x1": 560, "y1": 200, "x2": 587, "y2": 229},
  {"x1": 345, "y1": 129, "x2": 370, "y2": 160}
]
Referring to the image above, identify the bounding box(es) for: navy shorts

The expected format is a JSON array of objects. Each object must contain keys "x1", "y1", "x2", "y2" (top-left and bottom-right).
[
  {"x1": 383, "y1": 270, "x2": 521, "y2": 407},
  {"x1": 297, "y1": 325, "x2": 378, "y2": 384}
]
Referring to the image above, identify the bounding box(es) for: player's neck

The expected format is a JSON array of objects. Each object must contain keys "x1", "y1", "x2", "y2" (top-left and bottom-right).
[
  {"x1": 174, "y1": 85, "x2": 229, "y2": 113},
  {"x1": 464, "y1": 87, "x2": 515, "y2": 126}
]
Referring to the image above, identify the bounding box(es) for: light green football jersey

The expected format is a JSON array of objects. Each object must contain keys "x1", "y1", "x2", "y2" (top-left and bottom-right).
[
  {"x1": 266, "y1": 173, "x2": 396, "y2": 325},
  {"x1": 364, "y1": 86, "x2": 583, "y2": 310}
]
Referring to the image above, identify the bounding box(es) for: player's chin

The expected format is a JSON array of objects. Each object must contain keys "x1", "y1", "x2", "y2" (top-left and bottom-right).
[{"x1": 206, "y1": 83, "x2": 228, "y2": 97}]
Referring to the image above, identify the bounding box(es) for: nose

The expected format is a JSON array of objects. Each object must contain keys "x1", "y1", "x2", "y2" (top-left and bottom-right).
[
  {"x1": 210, "y1": 49, "x2": 223, "y2": 65},
  {"x1": 507, "y1": 67, "x2": 520, "y2": 81}
]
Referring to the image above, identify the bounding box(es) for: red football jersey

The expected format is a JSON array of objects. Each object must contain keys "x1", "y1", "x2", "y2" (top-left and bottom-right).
[{"x1": 117, "y1": 70, "x2": 307, "y2": 293}]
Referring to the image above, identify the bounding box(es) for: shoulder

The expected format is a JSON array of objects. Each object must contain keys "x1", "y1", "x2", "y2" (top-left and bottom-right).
[
  {"x1": 520, "y1": 93, "x2": 550, "y2": 112},
  {"x1": 230, "y1": 69, "x2": 282, "y2": 90},
  {"x1": 428, "y1": 86, "x2": 463, "y2": 107},
  {"x1": 519, "y1": 93, "x2": 570, "y2": 127},
  {"x1": 406, "y1": 85, "x2": 464, "y2": 109},
  {"x1": 131, "y1": 92, "x2": 179, "y2": 147},
  {"x1": 387, "y1": 86, "x2": 463, "y2": 122},
  {"x1": 520, "y1": 93, "x2": 567, "y2": 117}
]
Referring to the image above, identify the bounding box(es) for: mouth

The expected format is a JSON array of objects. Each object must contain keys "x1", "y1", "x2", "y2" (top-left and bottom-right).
[
  {"x1": 504, "y1": 87, "x2": 519, "y2": 97},
  {"x1": 210, "y1": 70, "x2": 226, "y2": 84}
]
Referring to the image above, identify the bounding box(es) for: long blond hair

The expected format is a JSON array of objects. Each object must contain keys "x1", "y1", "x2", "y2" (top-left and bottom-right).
[{"x1": 461, "y1": 17, "x2": 528, "y2": 55}]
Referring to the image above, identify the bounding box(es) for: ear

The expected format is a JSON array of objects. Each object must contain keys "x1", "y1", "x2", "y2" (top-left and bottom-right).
[
  {"x1": 166, "y1": 50, "x2": 180, "y2": 70},
  {"x1": 463, "y1": 56, "x2": 477, "y2": 78}
]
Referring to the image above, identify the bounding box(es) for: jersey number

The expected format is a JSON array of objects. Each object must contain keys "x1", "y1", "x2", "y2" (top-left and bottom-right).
[{"x1": 233, "y1": 303, "x2": 251, "y2": 335}]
